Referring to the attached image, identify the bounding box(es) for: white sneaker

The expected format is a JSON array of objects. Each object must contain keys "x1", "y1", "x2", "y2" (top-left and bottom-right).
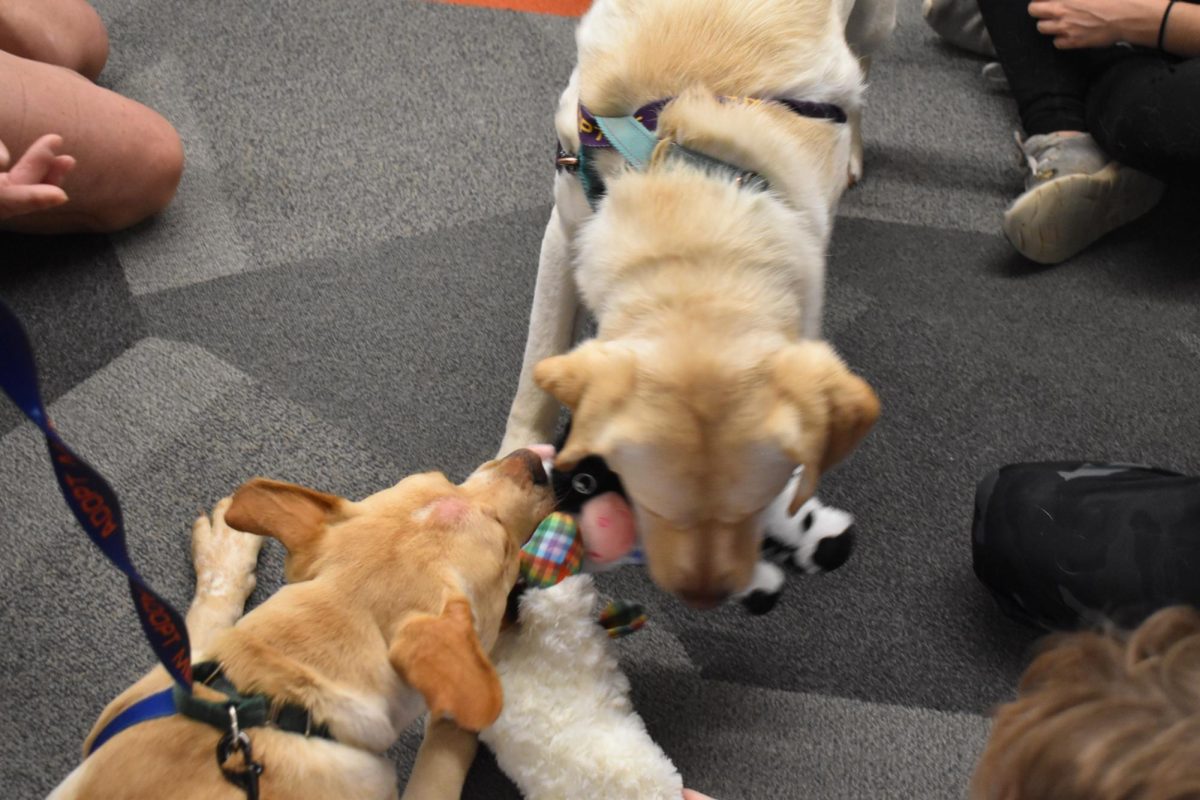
[{"x1": 1003, "y1": 132, "x2": 1165, "y2": 265}]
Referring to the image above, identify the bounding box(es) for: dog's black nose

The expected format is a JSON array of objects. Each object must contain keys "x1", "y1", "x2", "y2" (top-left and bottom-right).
[{"x1": 812, "y1": 527, "x2": 855, "y2": 572}]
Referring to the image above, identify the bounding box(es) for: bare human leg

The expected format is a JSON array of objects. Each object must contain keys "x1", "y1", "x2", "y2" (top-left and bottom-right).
[{"x1": 0, "y1": 47, "x2": 183, "y2": 233}]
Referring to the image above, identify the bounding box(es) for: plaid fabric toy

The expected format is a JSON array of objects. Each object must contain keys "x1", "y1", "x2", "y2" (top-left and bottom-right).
[
  {"x1": 598, "y1": 601, "x2": 647, "y2": 638},
  {"x1": 520, "y1": 512, "x2": 585, "y2": 588},
  {"x1": 520, "y1": 512, "x2": 646, "y2": 637}
]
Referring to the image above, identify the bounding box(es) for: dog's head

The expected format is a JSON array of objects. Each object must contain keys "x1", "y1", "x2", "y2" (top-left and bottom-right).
[
  {"x1": 224, "y1": 449, "x2": 554, "y2": 731},
  {"x1": 536, "y1": 338, "x2": 878, "y2": 608}
]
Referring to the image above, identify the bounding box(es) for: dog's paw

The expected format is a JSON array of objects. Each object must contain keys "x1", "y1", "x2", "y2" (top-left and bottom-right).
[
  {"x1": 192, "y1": 497, "x2": 263, "y2": 602},
  {"x1": 848, "y1": 112, "x2": 865, "y2": 188},
  {"x1": 847, "y1": 151, "x2": 864, "y2": 188}
]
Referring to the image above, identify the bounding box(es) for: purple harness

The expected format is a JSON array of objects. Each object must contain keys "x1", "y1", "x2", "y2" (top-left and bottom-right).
[
  {"x1": 575, "y1": 96, "x2": 847, "y2": 149},
  {"x1": 560, "y1": 95, "x2": 847, "y2": 207}
]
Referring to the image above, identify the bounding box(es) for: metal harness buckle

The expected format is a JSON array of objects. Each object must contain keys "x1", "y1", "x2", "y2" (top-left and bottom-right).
[{"x1": 216, "y1": 705, "x2": 263, "y2": 800}]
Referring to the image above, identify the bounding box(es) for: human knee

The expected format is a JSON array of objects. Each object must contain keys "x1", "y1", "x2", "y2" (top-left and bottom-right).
[
  {"x1": 1086, "y1": 60, "x2": 1200, "y2": 180},
  {"x1": 143, "y1": 119, "x2": 185, "y2": 215},
  {"x1": 91, "y1": 115, "x2": 184, "y2": 232},
  {"x1": 69, "y1": 1, "x2": 110, "y2": 81},
  {"x1": 1088, "y1": 109, "x2": 1169, "y2": 179},
  {"x1": 0, "y1": 0, "x2": 110, "y2": 79}
]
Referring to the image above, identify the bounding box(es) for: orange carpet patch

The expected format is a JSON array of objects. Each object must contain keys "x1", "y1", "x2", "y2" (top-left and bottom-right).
[{"x1": 431, "y1": 0, "x2": 591, "y2": 16}]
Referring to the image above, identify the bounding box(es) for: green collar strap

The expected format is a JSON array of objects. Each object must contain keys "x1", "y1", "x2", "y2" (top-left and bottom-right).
[{"x1": 173, "y1": 661, "x2": 333, "y2": 741}]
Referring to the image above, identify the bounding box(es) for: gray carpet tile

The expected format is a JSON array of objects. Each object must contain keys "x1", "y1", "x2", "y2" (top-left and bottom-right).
[
  {"x1": 0, "y1": 338, "x2": 407, "y2": 797},
  {"x1": 111, "y1": 54, "x2": 256, "y2": 296},
  {"x1": 839, "y1": 0, "x2": 1020, "y2": 234},
  {"x1": 96, "y1": 0, "x2": 577, "y2": 284},
  {"x1": 632, "y1": 674, "x2": 990, "y2": 800},
  {"x1": 139, "y1": 204, "x2": 550, "y2": 481},
  {"x1": 0, "y1": 234, "x2": 144, "y2": 437}
]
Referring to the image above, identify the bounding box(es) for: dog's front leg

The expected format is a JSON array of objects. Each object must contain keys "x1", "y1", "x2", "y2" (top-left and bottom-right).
[
  {"x1": 186, "y1": 497, "x2": 264, "y2": 656},
  {"x1": 401, "y1": 717, "x2": 479, "y2": 800},
  {"x1": 848, "y1": 57, "x2": 869, "y2": 187},
  {"x1": 844, "y1": 0, "x2": 896, "y2": 185},
  {"x1": 499, "y1": 203, "x2": 579, "y2": 456}
]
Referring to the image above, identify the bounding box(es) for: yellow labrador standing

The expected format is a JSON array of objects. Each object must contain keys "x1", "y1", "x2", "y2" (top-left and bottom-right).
[{"x1": 501, "y1": 0, "x2": 893, "y2": 607}]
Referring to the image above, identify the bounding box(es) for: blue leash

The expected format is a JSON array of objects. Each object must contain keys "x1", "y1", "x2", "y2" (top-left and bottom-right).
[
  {"x1": 0, "y1": 300, "x2": 194, "y2": 691},
  {"x1": 0, "y1": 301, "x2": 269, "y2": 793}
]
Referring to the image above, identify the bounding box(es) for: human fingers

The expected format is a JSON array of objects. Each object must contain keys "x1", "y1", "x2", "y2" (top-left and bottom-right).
[
  {"x1": 1027, "y1": 1, "x2": 1060, "y2": 19},
  {"x1": 44, "y1": 155, "x2": 77, "y2": 187},
  {"x1": 0, "y1": 183, "x2": 69, "y2": 219},
  {"x1": 0, "y1": 138, "x2": 9, "y2": 170},
  {"x1": 1037, "y1": 18, "x2": 1067, "y2": 35},
  {"x1": 8, "y1": 134, "x2": 66, "y2": 185}
]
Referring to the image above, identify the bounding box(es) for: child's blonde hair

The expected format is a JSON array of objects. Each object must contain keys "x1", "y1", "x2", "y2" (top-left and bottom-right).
[{"x1": 973, "y1": 605, "x2": 1200, "y2": 800}]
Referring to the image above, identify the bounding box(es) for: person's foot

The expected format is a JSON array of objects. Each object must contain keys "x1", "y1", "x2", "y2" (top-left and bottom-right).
[
  {"x1": 922, "y1": 0, "x2": 995, "y2": 56},
  {"x1": 1003, "y1": 132, "x2": 1164, "y2": 265}
]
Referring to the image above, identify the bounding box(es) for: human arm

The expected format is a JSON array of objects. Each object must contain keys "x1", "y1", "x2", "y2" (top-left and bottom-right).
[
  {"x1": 0, "y1": 134, "x2": 75, "y2": 221},
  {"x1": 1028, "y1": 0, "x2": 1200, "y2": 56}
]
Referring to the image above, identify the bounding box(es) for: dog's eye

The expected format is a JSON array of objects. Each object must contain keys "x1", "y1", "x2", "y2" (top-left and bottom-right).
[
  {"x1": 572, "y1": 473, "x2": 598, "y2": 496},
  {"x1": 802, "y1": 512, "x2": 815, "y2": 531}
]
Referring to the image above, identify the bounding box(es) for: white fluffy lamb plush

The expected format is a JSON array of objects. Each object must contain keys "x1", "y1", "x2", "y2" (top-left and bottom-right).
[{"x1": 480, "y1": 574, "x2": 684, "y2": 800}]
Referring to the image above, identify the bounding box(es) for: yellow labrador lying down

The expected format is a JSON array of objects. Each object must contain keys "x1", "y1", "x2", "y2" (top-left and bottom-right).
[
  {"x1": 49, "y1": 450, "x2": 553, "y2": 800},
  {"x1": 501, "y1": 0, "x2": 893, "y2": 607}
]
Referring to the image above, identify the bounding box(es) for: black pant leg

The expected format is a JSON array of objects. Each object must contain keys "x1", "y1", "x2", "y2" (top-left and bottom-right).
[
  {"x1": 1087, "y1": 55, "x2": 1200, "y2": 183},
  {"x1": 977, "y1": 0, "x2": 1092, "y2": 134}
]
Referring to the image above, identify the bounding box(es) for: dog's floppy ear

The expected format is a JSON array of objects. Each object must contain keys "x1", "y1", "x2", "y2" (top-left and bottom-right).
[
  {"x1": 535, "y1": 341, "x2": 637, "y2": 470},
  {"x1": 225, "y1": 478, "x2": 347, "y2": 581},
  {"x1": 772, "y1": 342, "x2": 879, "y2": 513},
  {"x1": 389, "y1": 599, "x2": 503, "y2": 732}
]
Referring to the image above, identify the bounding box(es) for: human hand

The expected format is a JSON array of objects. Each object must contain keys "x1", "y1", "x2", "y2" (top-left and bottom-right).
[
  {"x1": 0, "y1": 134, "x2": 76, "y2": 221},
  {"x1": 1028, "y1": 0, "x2": 1167, "y2": 49}
]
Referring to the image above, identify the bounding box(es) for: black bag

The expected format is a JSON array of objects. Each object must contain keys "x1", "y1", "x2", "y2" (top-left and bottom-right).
[{"x1": 973, "y1": 462, "x2": 1200, "y2": 631}]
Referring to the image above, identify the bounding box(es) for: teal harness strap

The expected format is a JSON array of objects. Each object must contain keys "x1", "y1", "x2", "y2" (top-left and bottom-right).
[
  {"x1": 568, "y1": 109, "x2": 771, "y2": 210},
  {"x1": 573, "y1": 114, "x2": 659, "y2": 210},
  {"x1": 563, "y1": 95, "x2": 847, "y2": 210},
  {"x1": 593, "y1": 115, "x2": 658, "y2": 170}
]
